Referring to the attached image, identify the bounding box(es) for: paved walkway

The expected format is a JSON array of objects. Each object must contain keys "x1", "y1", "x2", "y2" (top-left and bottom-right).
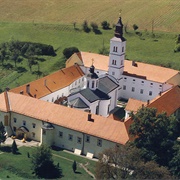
[{"x1": 4, "y1": 137, "x2": 40, "y2": 147}]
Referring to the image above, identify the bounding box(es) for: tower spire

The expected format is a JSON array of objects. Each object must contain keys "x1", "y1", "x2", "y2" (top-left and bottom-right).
[{"x1": 114, "y1": 10, "x2": 125, "y2": 40}]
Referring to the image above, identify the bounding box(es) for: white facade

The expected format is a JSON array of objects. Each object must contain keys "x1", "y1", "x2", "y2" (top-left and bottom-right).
[
  {"x1": 40, "y1": 76, "x2": 86, "y2": 102},
  {"x1": 120, "y1": 75, "x2": 173, "y2": 101},
  {"x1": 3, "y1": 110, "x2": 116, "y2": 158}
]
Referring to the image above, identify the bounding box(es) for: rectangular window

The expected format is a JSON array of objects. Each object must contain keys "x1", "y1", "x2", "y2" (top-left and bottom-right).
[
  {"x1": 149, "y1": 91, "x2": 152, "y2": 96},
  {"x1": 159, "y1": 85, "x2": 162, "y2": 87},
  {"x1": 113, "y1": 46, "x2": 118, "y2": 52},
  {"x1": 68, "y1": 134, "x2": 73, "y2": 141},
  {"x1": 112, "y1": 60, "x2": 116, "y2": 65},
  {"x1": 140, "y1": 89, "x2": 143, "y2": 94},
  {"x1": 112, "y1": 72, "x2": 115, "y2": 76},
  {"x1": 150, "y1": 83, "x2": 153, "y2": 86},
  {"x1": 82, "y1": 77, "x2": 84, "y2": 81},
  {"x1": 97, "y1": 139, "x2": 102, "y2": 147},
  {"x1": 121, "y1": 60, "x2": 123, "y2": 65},
  {"x1": 123, "y1": 85, "x2": 126, "y2": 90},
  {"x1": 86, "y1": 135, "x2": 90, "y2": 143},
  {"x1": 77, "y1": 137, "x2": 82, "y2": 144},
  {"x1": 133, "y1": 79, "x2": 135, "y2": 82},
  {"x1": 132, "y1": 87, "x2": 135, "y2": 92},
  {"x1": 87, "y1": 81, "x2": 89, "y2": 88},
  {"x1": 13, "y1": 118, "x2": 17, "y2": 123},
  {"x1": 23, "y1": 120, "x2": 26, "y2": 126},
  {"x1": 59, "y1": 131, "x2": 63, "y2": 138},
  {"x1": 32, "y1": 132, "x2": 35, "y2": 138},
  {"x1": 13, "y1": 126, "x2": 16, "y2": 132},
  {"x1": 92, "y1": 81, "x2": 94, "y2": 88},
  {"x1": 122, "y1": 47, "x2": 124, "y2": 52},
  {"x1": 32, "y1": 123, "x2": 36, "y2": 128},
  {"x1": 141, "y1": 81, "x2": 144, "y2": 84}
]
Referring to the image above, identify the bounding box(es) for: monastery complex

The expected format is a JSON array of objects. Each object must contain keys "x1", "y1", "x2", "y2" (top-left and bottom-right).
[{"x1": 0, "y1": 16, "x2": 180, "y2": 158}]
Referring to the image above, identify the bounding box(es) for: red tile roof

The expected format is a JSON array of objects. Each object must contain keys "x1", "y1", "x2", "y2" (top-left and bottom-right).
[
  {"x1": 147, "y1": 86, "x2": 180, "y2": 116},
  {"x1": 125, "y1": 98, "x2": 146, "y2": 112},
  {"x1": 0, "y1": 92, "x2": 130, "y2": 145},
  {"x1": 76, "y1": 52, "x2": 179, "y2": 83},
  {"x1": 10, "y1": 65, "x2": 84, "y2": 99}
]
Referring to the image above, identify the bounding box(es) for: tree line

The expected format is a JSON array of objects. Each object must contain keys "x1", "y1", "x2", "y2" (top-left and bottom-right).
[
  {"x1": 0, "y1": 40, "x2": 56, "y2": 72},
  {"x1": 96, "y1": 107, "x2": 180, "y2": 179}
]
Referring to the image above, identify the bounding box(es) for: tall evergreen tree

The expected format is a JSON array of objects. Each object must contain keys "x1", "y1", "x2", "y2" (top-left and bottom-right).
[
  {"x1": 12, "y1": 140, "x2": 18, "y2": 154},
  {"x1": 72, "y1": 160, "x2": 77, "y2": 173},
  {"x1": 31, "y1": 145, "x2": 62, "y2": 179}
]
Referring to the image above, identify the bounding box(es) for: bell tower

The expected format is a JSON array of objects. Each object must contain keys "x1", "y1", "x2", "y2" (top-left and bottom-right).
[{"x1": 108, "y1": 13, "x2": 126, "y2": 83}]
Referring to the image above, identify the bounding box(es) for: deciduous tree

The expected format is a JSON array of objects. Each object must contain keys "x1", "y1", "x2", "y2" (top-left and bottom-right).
[{"x1": 96, "y1": 145, "x2": 171, "y2": 179}]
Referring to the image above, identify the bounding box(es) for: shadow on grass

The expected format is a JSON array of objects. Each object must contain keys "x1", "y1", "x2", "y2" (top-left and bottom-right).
[
  {"x1": 16, "y1": 66, "x2": 27, "y2": 73},
  {"x1": 12, "y1": 151, "x2": 21, "y2": 155},
  {"x1": 51, "y1": 145, "x2": 64, "y2": 151},
  {"x1": 0, "y1": 146, "x2": 11, "y2": 153},
  {"x1": 32, "y1": 70, "x2": 43, "y2": 76},
  {"x1": 94, "y1": 29, "x2": 102, "y2": 35},
  {"x1": 75, "y1": 171, "x2": 82, "y2": 174}
]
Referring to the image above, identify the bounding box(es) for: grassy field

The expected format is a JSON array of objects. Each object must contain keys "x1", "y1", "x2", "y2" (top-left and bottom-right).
[
  {"x1": 0, "y1": 0, "x2": 179, "y2": 32},
  {"x1": 0, "y1": 22, "x2": 179, "y2": 91},
  {"x1": 0, "y1": 145, "x2": 96, "y2": 179}
]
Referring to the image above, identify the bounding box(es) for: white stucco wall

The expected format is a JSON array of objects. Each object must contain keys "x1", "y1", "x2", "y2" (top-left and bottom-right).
[
  {"x1": 119, "y1": 75, "x2": 172, "y2": 101},
  {"x1": 10, "y1": 112, "x2": 42, "y2": 141},
  {"x1": 40, "y1": 87, "x2": 69, "y2": 102},
  {"x1": 52, "y1": 124, "x2": 116, "y2": 158},
  {"x1": 40, "y1": 76, "x2": 86, "y2": 103},
  {"x1": 98, "y1": 99, "x2": 111, "y2": 117}
]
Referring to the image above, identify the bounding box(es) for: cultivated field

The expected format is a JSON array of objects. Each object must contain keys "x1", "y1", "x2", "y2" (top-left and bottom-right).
[{"x1": 0, "y1": 0, "x2": 179, "y2": 32}]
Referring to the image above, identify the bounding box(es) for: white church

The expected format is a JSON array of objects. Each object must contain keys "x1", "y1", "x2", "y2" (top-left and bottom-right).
[{"x1": 1, "y1": 16, "x2": 180, "y2": 158}]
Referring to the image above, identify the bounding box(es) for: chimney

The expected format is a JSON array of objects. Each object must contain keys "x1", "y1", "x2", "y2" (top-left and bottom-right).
[
  {"x1": 6, "y1": 87, "x2": 10, "y2": 91},
  {"x1": 88, "y1": 113, "x2": 92, "y2": 121},
  {"x1": 20, "y1": 90, "x2": 24, "y2": 95},
  {"x1": 26, "y1": 84, "x2": 30, "y2": 94},
  {"x1": 44, "y1": 79, "x2": 47, "y2": 87},
  {"x1": 132, "y1": 61, "x2": 136, "y2": 66},
  {"x1": 88, "y1": 113, "x2": 94, "y2": 122},
  {"x1": 147, "y1": 100, "x2": 150, "y2": 105}
]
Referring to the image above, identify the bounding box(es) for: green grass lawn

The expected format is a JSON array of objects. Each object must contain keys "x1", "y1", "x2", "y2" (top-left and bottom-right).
[
  {"x1": 0, "y1": 22, "x2": 179, "y2": 92},
  {"x1": 0, "y1": 145, "x2": 96, "y2": 179}
]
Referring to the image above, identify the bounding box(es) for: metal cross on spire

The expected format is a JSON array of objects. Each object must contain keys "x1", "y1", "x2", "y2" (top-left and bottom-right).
[
  {"x1": 92, "y1": 58, "x2": 94, "y2": 65},
  {"x1": 119, "y1": 9, "x2": 122, "y2": 17}
]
